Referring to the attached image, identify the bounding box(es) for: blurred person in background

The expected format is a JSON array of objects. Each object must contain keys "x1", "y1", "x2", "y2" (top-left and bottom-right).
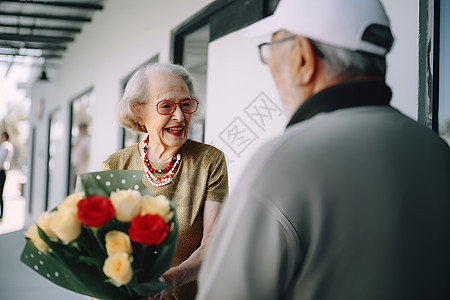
[
  {"x1": 101, "y1": 62, "x2": 228, "y2": 300},
  {"x1": 197, "y1": 0, "x2": 450, "y2": 299},
  {"x1": 0, "y1": 131, "x2": 14, "y2": 221},
  {"x1": 71, "y1": 122, "x2": 91, "y2": 189}
]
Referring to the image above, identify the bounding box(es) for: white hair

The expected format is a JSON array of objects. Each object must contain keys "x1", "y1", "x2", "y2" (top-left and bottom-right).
[
  {"x1": 312, "y1": 40, "x2": 388, "y2": 79},
  {"x1": 117, "y1": 62, "x2": 199, "y2": 133},
  {"x1": 309, "y1": 24, "x2": 393, "y2": 79}
]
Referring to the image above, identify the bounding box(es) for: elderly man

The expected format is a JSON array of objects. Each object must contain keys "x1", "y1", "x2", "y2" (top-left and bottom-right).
[{"x1": 197, "y1": 0, "x2": 450, "y2": 299}]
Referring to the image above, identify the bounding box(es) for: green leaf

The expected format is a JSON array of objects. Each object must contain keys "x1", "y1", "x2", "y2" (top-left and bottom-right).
[
  {"x1": 34, "y1": 226, "x2": 132, "y2": 299},
  {"x1": 78, "y1": 255, "x2": 103, "y2": 268},
  {"x1": 21, "y1": 238, "x2": 93, "y2": 296}
]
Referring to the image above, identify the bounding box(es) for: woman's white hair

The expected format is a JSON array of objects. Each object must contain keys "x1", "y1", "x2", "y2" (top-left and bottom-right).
[{"x1": 117, "y1": 62, "x2": 199, "y2": 133}]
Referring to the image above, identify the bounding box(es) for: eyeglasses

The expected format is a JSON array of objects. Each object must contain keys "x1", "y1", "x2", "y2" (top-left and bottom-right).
[
  {"x1": 258, "y1": 35, "x2": 296, "y2": 64},
  {"x1": 155, "y1": 99, "x2": 199, "y2": 115},
  {"x1": 258, "y1": 36, "x2": 325, "y2": 64}
]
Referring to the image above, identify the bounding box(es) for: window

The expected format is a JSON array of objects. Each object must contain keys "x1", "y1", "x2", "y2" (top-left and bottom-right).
[
  {"x1": 46, "y1": 109, "x2": 63, "y2": 210},
  {"x1": 172, "y1": 0, "x2": 274, "y2": 142},
  {"x1": 178, "y1": 24, "x2": 210, "y2": 142},
  {"x1": 68, "y1": 88, "x2": 95, "y2": 194}
]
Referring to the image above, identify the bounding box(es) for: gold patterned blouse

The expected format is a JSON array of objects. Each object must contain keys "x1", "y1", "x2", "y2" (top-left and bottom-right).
[{"x1": 101, "y1": 139, "x2": 229, "y2": 299}]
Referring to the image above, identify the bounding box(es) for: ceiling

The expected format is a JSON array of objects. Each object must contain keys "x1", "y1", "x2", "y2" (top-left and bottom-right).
[{"x1": 0, "y1": 0, "x2": 104, "y2": 67}]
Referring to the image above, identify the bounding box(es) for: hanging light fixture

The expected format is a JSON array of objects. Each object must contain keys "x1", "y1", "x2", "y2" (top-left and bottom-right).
[{"x1": 39, "y1": 65, "x2": 49, "y2": 82}]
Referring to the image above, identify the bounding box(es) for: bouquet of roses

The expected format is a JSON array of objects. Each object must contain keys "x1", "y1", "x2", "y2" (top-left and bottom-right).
[{"x1": 20, "y1": 170, "x2": 178, "y2": 300}]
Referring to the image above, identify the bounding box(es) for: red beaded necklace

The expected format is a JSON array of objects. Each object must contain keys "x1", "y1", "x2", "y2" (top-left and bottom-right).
[{"x1": 142, "y1": 136, "x2": 181, "y2": 187}]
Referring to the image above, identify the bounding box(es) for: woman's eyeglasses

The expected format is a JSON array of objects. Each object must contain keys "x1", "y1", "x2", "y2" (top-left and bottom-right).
[{"x1": 155, "y1": 99, "x2": 199, "y2": 115}]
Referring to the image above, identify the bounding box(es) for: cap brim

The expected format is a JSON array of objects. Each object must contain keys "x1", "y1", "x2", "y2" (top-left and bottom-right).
[{"x1": 245, "y1": 15, "x2": 280, "y2": 37}]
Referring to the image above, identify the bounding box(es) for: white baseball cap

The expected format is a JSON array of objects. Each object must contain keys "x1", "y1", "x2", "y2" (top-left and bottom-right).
[{"x1": 246, "y1": 0, "x2": 393, "y2": 56}]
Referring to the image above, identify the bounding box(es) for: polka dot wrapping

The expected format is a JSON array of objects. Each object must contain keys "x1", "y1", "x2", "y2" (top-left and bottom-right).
[
  {"x1": 78, "y1": 170, "x2": 152, "y2": 198},
  {"x1": 20, "y1": 170, "x2": 178, "y2": 299},
  {"x1": 21, "y1": 236, "x2": 98, "y2": 297}
]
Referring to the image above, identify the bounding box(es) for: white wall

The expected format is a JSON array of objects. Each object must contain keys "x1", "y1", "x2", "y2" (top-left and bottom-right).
[
  {"x1": 206, "y1": 30, "x2": 284, "y2": 189},
  {"x1": 27, "y1": 0, "x2": 214, "y2": 221},
  {"x1": 205, "y1": 0, "x2": 420, "y2": 189},
  {"x1": 27, "y1": 67, "x2": 67, "y2": 221},
  {"x1": 59, "y1": 0, "x2": 214, "y2": 171},
  {"x1": 382, "y1": 0, "x2": 419, "y2": 120}
]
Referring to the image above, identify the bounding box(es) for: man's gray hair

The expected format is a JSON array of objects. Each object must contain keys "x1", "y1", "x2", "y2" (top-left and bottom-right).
[
  {"x1": 313, "y1": 40, "x2": 388, "y2": 79},
  {"x1": 117, "y1": 62, "x2": 199, "y2": 133},
  {"x1": 310, "y1": 23, "x2": 393, "y2": 79}
]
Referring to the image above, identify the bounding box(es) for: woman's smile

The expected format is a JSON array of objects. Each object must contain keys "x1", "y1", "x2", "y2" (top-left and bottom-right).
[{"x1": 165, "y1": 126, "x2": 185, "y2": 136}]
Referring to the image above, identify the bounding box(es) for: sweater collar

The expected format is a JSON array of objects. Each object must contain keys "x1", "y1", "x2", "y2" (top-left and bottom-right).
[{"x1": 286, "y1": 80, "x2": 392, "y2": 128}]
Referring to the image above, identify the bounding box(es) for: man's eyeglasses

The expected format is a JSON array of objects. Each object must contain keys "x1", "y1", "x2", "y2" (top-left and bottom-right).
[
  {"x1": 258, "y1": 35, "x2": 325, "y2": 64},
  {"x1": 155, "y1": 99, "x2": 199, "y2": 115}
]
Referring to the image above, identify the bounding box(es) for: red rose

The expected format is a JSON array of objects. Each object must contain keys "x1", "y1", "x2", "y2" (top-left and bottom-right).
[
  {"x1": 128, "y1": 214, "x2": 170, "y2": 245},
  {"x1": 77, "y1": 195, "x2": 115, "y2": 227}
]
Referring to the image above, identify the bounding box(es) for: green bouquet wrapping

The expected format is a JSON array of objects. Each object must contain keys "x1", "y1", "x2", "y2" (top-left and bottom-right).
[{"x1": 20, "y1": 170, "x2": 178, "y2": 299}]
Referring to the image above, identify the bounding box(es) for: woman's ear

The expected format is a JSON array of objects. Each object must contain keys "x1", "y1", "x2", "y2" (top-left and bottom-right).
[
  {"x1": 291, "y1": 36, "x2": 317, "y2": 86},
  {"x1": 131, "y1": 102, "x2": 144, "y2": 124}
]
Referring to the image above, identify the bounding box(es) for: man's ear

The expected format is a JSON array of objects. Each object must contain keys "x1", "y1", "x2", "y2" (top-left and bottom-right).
[
  {"x1": 131, "y1": 102, "x2": 144, "y2": 124},
  {"x1": 291, "y1": 36, "x2": 317, "y2": 86}
]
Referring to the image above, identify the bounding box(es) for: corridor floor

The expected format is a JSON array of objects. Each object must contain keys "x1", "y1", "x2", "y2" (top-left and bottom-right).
[{"x1": 0, "y1": 171, "x2": 89, "y2": 300}]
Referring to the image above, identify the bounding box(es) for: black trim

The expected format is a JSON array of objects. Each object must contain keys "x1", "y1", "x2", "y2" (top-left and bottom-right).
[
  {"x1": 263, "y1": 0, "x2": 280, "y2": 16},
  {"x1": 432, "y1": 0, "x2": 440, "y2": 132},
  {"x1": 67, "y1": 86, "x2": 93, "y2": 194},
  {"x1": 417, "y1": 0, "x2": 440, "y2": 131},
  {"x1": 45, "y1": 110, "x2": 57, "y2": 211},
  {"x1": 287, "y1": 81, "x2": 392, "y2": 128},
  {"x1": 0, "y1": 42, "x2": 66, "y2": 51},
  {"x1": 0, "y1": 11, "x2": 91, "y2": 22},
  {"x1": 418, "y1": 0, "x2": 434, "y2": 128},
  {"x1": 28, "y1": 127, "x2": 36, "y2": 214},
  {"x1": 0, "y1": 23, "x2": 82, "y2": 32},
  {"x1": 172, "y1": 0, "x2": 269, "y2": 63},
  {"x1": 67, "y1": 101, "x2": 74, "y2": 195},
  {"x1": 0, "y1": 0, "x2": 103, "y2": 10},
  {"x1": 0, "y1": 33, "x2": 74, "y2": 44},
  {"x1": 209, "y1": 0, "x2": 263, "y2": 42},
  {"x1": 172, "y1": 0, "x2": 223, "y2": 64}
]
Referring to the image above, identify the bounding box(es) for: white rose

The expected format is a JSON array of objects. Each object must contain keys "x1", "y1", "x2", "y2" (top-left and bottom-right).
[
  {"x1": 141, "y1": 195, "x2": 174, "y2": 222},
  {"x1": 102, "y1": 252, "x2": 133, "y2": 286},
  {"x1": 57, "y1": 192, "x2": 85, "y2": 213},
  {"x1": 50, "y1": 209, "x2": 82, "y2": 243},
  {"x1": 105, "y1": 231, "x2": 132, "y2": 256},
  {"x1": 36, "y1": 211, "x2": 57, "y2": 239},
  {"x1": 24, "y1": 224, "x2": 52, "y2": 254},
  {"x1": 110, "y1": 189, "x2": 142, "y2": 222}
]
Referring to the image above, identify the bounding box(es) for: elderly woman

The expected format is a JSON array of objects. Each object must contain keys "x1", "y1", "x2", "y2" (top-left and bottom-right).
[{"x1": 101, "y1": 62, "x2": 228, "y2": 299}]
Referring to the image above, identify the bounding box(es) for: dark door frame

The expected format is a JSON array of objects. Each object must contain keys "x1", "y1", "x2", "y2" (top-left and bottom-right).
[{"x1": 418, "y1": 0, "x2": 440, "y2": 132}]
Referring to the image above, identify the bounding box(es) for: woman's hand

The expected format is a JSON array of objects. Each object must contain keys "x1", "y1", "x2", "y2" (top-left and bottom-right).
[{"x1": 149, "y1": 201, "x2": 222, "y2": 299}]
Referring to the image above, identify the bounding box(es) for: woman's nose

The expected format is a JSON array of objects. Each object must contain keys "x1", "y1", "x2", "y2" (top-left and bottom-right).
[{"x1": 171, "y1": 104, "x2": 185, "y2": 121}]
